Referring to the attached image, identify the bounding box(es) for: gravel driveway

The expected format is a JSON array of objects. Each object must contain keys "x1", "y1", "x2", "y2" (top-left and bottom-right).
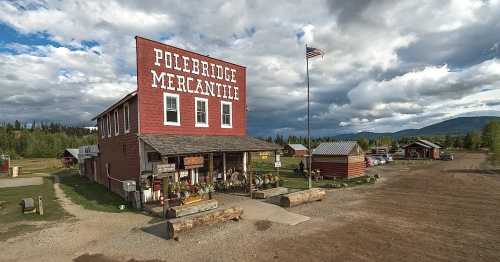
[
  {"x1": 1, "y1": 152, "x2": 499, "y2": 262},
  {"x1": 0, "y1": 177, "x2": 44, "y2": 188}
]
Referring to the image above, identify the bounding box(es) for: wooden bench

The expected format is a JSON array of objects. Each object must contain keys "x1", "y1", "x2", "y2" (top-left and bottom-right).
[
  {"x1": 166, "y1": 206, "x2": 243, "y2": 240},
  {"x1": 280, "y1": 188, "x2": 326, "y2": 208},
  {"x1": 166, "y1": 199, "x2": 218, "y2": 218}
]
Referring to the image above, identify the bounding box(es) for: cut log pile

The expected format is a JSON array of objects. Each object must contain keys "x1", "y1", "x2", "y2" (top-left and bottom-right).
[
  {"x1": 166, "y1": 199, "x2": 218, "y2": 218},
  {"x1": 251, "y1": 187, "x2": 288, "y2": 199},
  {"x1": 280, "y1": 188, "x2": 326, "y2": 208},
  {"x1": 166, "y1": 206, "x2": 243, "y2": 240}
]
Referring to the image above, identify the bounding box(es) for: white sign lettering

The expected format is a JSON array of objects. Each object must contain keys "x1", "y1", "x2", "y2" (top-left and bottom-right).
[{"x1": 151, "y1": 48, "x2": 239, "y2": 101}]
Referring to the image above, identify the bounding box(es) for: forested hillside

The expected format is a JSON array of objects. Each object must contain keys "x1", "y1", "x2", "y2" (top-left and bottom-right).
[{"x1": 0, "y1": 121, "x2": 97, "y2": 158}]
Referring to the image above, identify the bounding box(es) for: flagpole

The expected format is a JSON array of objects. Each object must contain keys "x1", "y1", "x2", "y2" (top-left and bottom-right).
[{"x1": 306, "y1": 44, "x2": 312, "y2": 189}]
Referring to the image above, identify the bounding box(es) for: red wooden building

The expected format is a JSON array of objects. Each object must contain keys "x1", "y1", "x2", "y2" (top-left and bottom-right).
[
  {"x1": 311, "y1": 141, "x2": 365, "y2": 178},
  {"x1": 86, "y1": 36, "x2": 279, "y2": 200},
  {"x1": 284, "y1": 144, "x2": 308, "y2": 157}
]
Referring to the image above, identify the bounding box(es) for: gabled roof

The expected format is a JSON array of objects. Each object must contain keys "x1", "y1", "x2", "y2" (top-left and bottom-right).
[
  {"x1": 140, "y1": 134, "x2": 282, "y2": 156},
  {"x1": 64, "y1": 149, "x2": 80, "y2": 159},
  {"x1": 404, "y1": 139, "x2": 441, "y2": 149},
  {"x1": 287, "y1": 144, "x2": 308, "y2": 151},
  {"x1": 312, "y1": 141, "x2": 362, "y2": 156},
  {"x1": 92, "y1": 90, "x2": 137, "y2": 121},
  {"x1": 418, "y1": 139, "x2": 442, "y2": 149}
]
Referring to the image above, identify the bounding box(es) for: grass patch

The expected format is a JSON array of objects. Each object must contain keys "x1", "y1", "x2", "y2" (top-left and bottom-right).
[
  {"x1": 1, "y1": 158, "x2": 64, "y2": 179},
  {"x1": 0, "y1": 176, "x2": 67, "y2": 224},
  {"x1": 250, "y1": 156, "x2": 365, "y2": 189},
  {"x1": 57, "y1": 170, "x2": 128, "y2": 213}
]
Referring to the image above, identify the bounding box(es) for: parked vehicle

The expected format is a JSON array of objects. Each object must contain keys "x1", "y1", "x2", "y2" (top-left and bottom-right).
[
  {"x1": 383, "y1": 153, "x2": 394, "y2": 162},
  {"x1": 365, "y1": 156, "x2": 374, "y2": 167},
  {"x1": 441, "y1": 153, "x2": 454, "y2": 161},
  {"x1": 374, "y1": 156, "x2": 386, "y2": 165},
  {"x1": 372, "y1": 158, "x2": 380, "y2": 166}
]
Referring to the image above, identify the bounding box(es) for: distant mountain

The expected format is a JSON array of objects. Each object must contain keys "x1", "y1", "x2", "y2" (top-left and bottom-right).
[{"x1": 333, "y1": 116, "x2": 500, "y2": 140}]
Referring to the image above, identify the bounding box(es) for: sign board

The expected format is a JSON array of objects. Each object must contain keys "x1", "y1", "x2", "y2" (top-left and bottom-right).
[
  {"x1": 275, "y1": 154, "x2": 281, "y2": 162},
  {"x1": 184, "y1": 156, "x2": 204, "y2": 169},
  {"x1": 155, "y1": 163, "x2": 176, "y2": 174},
  {"x1": 274, "y1": 161, "x2": 281, "y2": 168},
  {"x1": 179, "y1": 170, "x2": 189, "y2": 178}
]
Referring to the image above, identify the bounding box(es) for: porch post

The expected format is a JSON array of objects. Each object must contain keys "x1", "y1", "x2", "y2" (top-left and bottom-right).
[
  {"x1": 223, "y1": 152, "x2": 227, "y2": 181},
  {"x1": 209, "y1": 153, "x2": 214, "y2": 183},
  {"x1": 243, "y1": 152, "x2": 247, "y2": 173}
]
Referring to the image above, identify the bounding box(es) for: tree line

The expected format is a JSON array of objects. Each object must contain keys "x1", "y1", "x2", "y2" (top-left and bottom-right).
[
  {"x1": 262, "y1": 119, "x2": 500, "y2": 160},
  {"x1": 0, "y1": 121, "x2": 97, "y2": 159}
]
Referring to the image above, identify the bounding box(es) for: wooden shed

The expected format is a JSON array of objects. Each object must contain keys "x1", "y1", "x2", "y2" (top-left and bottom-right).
[
  {"x1": 403, "y1": 139, "x2": 441, "y2": 160},
  {"x1": 311, "y1": 141, "x2": 365, "y2": 178},
  {"x1": 61, "y1": 148, "x2": 79, "y2": 168},
  {"x1": 284, "y1": 144, "x2": 308, "y2": 157}
]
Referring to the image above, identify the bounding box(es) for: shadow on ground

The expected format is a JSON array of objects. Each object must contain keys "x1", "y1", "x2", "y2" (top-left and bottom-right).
[{"x1": 141, "y1": 221, "x2": 169, "y2": 240}]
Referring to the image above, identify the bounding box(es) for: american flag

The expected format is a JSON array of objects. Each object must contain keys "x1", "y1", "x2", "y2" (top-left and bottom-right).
[{"x1": 306, "y1": 46, "x2": 325, "y2": 59}]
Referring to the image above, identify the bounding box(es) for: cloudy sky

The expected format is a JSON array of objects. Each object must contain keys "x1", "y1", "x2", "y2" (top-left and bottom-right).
[{"x1": 1, "y1": 0, "x2": 499, "y2": 137}]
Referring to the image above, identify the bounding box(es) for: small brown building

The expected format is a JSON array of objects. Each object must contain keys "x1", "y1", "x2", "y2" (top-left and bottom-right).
[
  {"x1": 403, "y1": 139, "x2": 441, "y2": 159},
  {"x1": 284, "y1": 144, "x2": 308, "y2": 157},
  {"x1": 61, "y1": 149, "x2": 79, "y2": 168},
  {"x1": 311, "y1": 141, "x2": 365, "y2": 178}
]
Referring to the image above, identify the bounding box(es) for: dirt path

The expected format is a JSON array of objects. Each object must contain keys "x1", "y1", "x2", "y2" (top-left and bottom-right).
[{"x1": 1, "y1": 152, "x2": 499, "y2": 262}]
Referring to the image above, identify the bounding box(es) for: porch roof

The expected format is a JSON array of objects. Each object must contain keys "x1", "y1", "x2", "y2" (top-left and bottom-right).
[{"x1": 139, "y1": 134, "x2": 281, "y2": 156}]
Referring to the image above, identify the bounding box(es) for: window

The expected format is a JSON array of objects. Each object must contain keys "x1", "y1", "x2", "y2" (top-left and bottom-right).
[
  {"x1": 100, "y1": 118, "x2": 105, "y2": 138},
  {"x1": 221, "y1": 101, "x2": 232, "y2": 128},
  {"x1": 164, "y1": 93, "x2": 180, "y2": 126},
  {"x1": 114, "y1": 110, "x2": 119, "y2": 136},
  {"x1": 123, "y1": 103, "x2": 130, "y2": 133},
  {"x1": 195, "y1": 97, "x2": 208, "y2": 127},
  {"x1": 106, "y1": 113, "x2": 111, "y2": 137}
]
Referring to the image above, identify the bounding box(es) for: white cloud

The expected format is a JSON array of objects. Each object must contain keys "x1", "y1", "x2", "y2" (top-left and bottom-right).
[{"x1": 0, "y1": 0, "x2": 499, "y2": 135}]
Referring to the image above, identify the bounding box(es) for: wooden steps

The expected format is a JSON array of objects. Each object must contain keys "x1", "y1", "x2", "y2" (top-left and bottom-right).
[{"x1": 251, "y1": 187, "x2": 289, "y2": 199}]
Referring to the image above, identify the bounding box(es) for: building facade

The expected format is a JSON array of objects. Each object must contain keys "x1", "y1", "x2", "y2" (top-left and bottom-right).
[
  {"x1": 311, "y1": 141, "x2": 365, "y2": 178},
  {"x1": 91, "y1": 36, "x2": 279, "y2": 200},
  {"x1": 404, "y1": 139, "x2": 441, "y2": 159}
]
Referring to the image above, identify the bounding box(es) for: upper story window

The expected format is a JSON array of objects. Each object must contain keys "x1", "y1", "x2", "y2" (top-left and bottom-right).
[
  {"x1": 100, "y1": 118, "x2": 105, "y2": 138},
  {"x1": 164, "y1": 93, "x2": 180, "y2": 126},
  {"x1": 106, "y1": 113, "x2": 112, "y2": 137},
  {"x1": 195, "y1": 97, "x2": 208, "y2": 127},
  {"x1": 123, "y1": 103, "x2": 130, "y2": 133},
  {"x1": 221, "y1": 101, "x2": 232, "y2": 128},
  {"x1": 114, "y1": 110, "x2": 120, "y2": 136}
]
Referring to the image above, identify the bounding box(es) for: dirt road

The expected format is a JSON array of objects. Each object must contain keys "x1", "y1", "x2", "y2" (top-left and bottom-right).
[{"x1": 1, "y1": 152, "x2": 499, "y2": 262}]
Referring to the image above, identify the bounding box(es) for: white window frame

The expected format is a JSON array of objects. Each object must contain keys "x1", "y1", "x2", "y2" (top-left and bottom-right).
[
  {"x1": 123, "y1": 102, "x2": 130, "y2": 133},
  {"x1": 100, "y1": 118, "x2": 105, "y2": 139},
  {"x1": 221, "y1": 101, "x2": 232, "y2": 128},
  {"x1": 163, "y1": 92, "x2": 180, "y2": 126},
  {"x1": 195, "y1": 97, "x2": 209, "y2": 127},
  {"x1": 114, "y1": 110, "x2": 120, "y2": 136},
  {"x1": 106, "y1": 113, "x2": 112, "y2": 137}
]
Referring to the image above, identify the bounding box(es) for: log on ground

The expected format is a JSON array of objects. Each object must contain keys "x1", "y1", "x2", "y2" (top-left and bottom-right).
[
  {"x1": 166, "y1": 199, "x2": 218, "y2": 218},
  {"x1": 280, "y1": 188, "x2": 326, "y2": 208},
  {"x1": 166, "y1": 206, "x2": 243, "y2": 240}
]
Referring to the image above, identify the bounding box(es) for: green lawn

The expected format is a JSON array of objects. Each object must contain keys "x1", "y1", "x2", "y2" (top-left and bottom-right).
[
  {"x1": 0, "y1": 176, "x2": 68, "y2": 224},
  {"x1": 57, "y1": 169, "x2": 128, "y2": 213},
  {"x1": 0, "y1": 173, "x2": 69, "y2": 241}
]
